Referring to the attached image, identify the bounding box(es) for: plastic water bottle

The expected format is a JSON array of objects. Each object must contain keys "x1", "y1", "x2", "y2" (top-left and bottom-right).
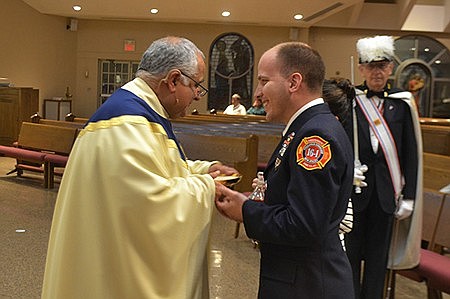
[{"x1": 248, "y1": 171, "x2": 265, "y2": 202}]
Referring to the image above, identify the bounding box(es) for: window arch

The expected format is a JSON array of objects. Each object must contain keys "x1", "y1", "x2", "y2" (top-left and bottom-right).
[
  {"x1": 391, "y1": 35, "x2": 450, "y2": 118},
  {"x1": 208, "y1": 33, "x2": 254, "y2": 111}
]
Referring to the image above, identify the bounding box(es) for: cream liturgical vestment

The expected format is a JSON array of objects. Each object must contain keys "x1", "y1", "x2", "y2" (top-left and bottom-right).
[{"x1": 42, "y1": 78, "x2": 217, "y2": 299}]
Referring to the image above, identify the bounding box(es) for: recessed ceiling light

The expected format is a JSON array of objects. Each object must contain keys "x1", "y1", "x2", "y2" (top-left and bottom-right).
[
  {"x1": 150, "y1": 8, "x2": 158, "y2": 14},
  {"x1": 293, "y1": 14, "x2": 303, "y2": 20},
  {"x1": 73, "y1": 5, "x2": 82, "y2": 12},
  {"x1": 424, "y1": 48, "x2": 430, "y2": 52},
  {"x1": 222, "y1": 11, "x2": 231, "y2": 17},
  {"x1": 435, "y1": 60, "x2": 441, "y2": 64}
]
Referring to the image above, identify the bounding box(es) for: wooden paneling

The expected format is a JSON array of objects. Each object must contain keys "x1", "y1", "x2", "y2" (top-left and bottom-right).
[{"x1": 0, "y1": 87, "x2": 38, "y2": 145}]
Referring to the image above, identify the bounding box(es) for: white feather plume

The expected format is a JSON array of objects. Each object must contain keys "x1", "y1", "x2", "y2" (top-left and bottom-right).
[{"x1": 357, "y1": 35, "x2": 394, "y2": 63}]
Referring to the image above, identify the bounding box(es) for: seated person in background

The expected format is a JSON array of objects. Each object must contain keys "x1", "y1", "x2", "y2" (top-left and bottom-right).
[
  {"x1": 247, "y1": 95, "x2": 266, "y2": 115},
  {"x1": 223, "y1": 93, "x2": 247, "y2": 115}
]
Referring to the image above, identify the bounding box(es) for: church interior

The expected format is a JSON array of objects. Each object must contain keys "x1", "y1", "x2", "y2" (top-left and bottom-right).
[{"x1": 1, "y1": 0, "x2": 450, "y2": 298}]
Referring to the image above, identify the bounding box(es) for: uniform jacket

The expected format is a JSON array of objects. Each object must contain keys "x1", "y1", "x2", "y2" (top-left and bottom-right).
[{"x1": 243, "y1": 103, "x2": 355, "y2": 299}]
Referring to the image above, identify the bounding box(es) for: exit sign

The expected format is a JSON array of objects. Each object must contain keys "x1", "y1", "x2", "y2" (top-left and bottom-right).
[{"x1": 124, "y1": 39, "x2": 136, "y2": 52}]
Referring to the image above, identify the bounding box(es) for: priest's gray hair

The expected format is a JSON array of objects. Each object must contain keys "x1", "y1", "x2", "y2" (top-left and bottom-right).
[{"x1": 136, "y1": 36, "x2": 204, "y2": 84}]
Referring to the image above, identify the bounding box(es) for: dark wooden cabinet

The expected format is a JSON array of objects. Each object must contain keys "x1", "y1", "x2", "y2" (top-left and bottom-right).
[{"x1": 0, "y1": 87, "x2": 39, "y2": 145}]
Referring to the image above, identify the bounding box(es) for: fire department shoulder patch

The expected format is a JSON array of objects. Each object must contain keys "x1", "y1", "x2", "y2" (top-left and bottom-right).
[{"x1": 296, "y1": 135, "x2": 332, "y2": 170}]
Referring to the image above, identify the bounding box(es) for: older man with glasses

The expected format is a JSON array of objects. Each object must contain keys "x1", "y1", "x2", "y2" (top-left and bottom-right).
[
  {"x1": 344, "y1": 35, "x2": 423, "y2": 299},
  {"x1": 42, "y1": 36, "x2": 238, "y2": 299}
]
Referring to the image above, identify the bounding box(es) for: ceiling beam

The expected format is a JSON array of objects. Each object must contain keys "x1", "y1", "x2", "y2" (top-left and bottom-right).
[
  {"x1": 445, "y1": 0, "x2": 450, "y2": 32},
  {"x1": 348, "y1": 2, "x2": 364, "y2": 26},
  {"x1": 397, "y1": 0, "x2": 416, "y2": 28}
]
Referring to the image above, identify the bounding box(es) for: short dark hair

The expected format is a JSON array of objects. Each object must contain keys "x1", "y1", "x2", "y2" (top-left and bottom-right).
[{"x1": 276, "y1": 42, "x2": 325, "y2": 93}]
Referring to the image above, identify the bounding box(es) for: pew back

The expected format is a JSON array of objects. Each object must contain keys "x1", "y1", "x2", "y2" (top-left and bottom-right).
[
  {"x1": 18, "y1": 122, "x2": 78, "y2": 155},
  {"x1": 176, "y1": 132, "x2": 258, "y2": 193},
  {"x1": 421, "y1": 124, "x2": 450, "y2": 156},
  {"x1": 37, "y1": 118, "x2": 85, "y2": 130},
  {"x1": 422, "y1": 193, "x2": 445, "y2": 244},
  {"x1": 172, "y1": 118, "x2": 282, "y2": 167},
  {"x1": 423, "y1": 153, "x2": 450, "y2": 192},
  {"x1": 183, "y1": 113, "x2": 267, "y2": 123},
  {"x1": 433, "y1": 191, "x2": 450, "y2": 248},
  {"x1": 422, "y1": 153, "x2": 450, "y2": 248},
  {"x1": 30, "y1": 112, "x2": 86, "y2": 129},
  {"x1": 65, "y1": 113, "x2": 89, "y2": 123},
  {"x1": 420, "y1": 118, "x2": 450, "y2": 126}
]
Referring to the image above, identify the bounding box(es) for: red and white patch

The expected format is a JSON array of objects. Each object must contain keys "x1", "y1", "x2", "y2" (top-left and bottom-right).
[{"x1": 296, "y1": 135, "x2": 332, "y2": 170}]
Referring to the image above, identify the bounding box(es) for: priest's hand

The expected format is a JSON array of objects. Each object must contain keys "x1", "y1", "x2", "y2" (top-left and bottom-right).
[
  {"x1": 214, "y1": 183, "x2": 247, "y2": 222},
  {"x1": 209, "y1": 163, "x2": 239, "y2": 178}
]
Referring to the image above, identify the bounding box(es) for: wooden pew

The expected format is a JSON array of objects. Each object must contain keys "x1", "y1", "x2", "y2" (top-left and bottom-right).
[
  {"x1": 420, "y1": 117, "x2": 450, "y2": 126},
  {"x1": 185, "y1": 113, "x2": 268, "y2": 123},
  {"x1": 18, "y1": 122, "x2": 78, "y2": 188},
  {"x1": 420, "y1": 152, "x2": 449, "y2": 252},
  {"x1": 31, "y1": 113, "x2": 85, "y2": 129},
  {"x1": 421, "y1": 125, "x2": 450, "y2": 156},
  {"x1": 175, "y1": 132, "x2": 258, "y2": 194},
  {"x1": 0, "y1": 122, "x2": 78, "y2": 188},
  {"x1": 172, "y1": 118, "x2": 282, "y2": 169},
  {"x1": 423, "y1": 153, "x2": 450, "y2": 192},
  {"x1": 391, "y1": 153, "x2": 450, "y2": 298},
  {"x1": 178, "y1": 114, "x2": 450, "y2": 174},
  {"x1": 64, "y1": 112, "x2": 89, "y2": 123},
  {"x1": 393, "y1": 189, "x2": 450, "y2": 299},
  {"x1": 421, "y1": 153, "x2": 449, "y2": 247}
]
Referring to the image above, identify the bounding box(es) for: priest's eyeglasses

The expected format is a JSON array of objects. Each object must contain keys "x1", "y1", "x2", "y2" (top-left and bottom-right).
[{"x1": 179, "y1": 70, "x2": 209, "y2": 97}]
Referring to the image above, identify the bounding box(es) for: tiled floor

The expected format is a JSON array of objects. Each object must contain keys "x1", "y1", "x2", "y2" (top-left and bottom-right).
[{"x1": 0, "y1": 156, "x2": 447, "y2": 299}]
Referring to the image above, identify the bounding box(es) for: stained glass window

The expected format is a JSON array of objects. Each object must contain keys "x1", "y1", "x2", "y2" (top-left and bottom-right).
[{"x1": 208, "y1": 33, "x2": 254, "y2": 111}]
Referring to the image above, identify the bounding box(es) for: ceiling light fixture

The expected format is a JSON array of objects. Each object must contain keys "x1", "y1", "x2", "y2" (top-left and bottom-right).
[
  {"x1": 150, "y1": 8, "x2": 158, "y2": 14},
  {"x1": 73, "y1": 5, "x2": 82, "y2": 12},
  {"x1": 293, "y1": 14, "x2": 303, "y2": 20},
  {"x1": 222, "y1": 11, "x2": 231, "y2": 17}
]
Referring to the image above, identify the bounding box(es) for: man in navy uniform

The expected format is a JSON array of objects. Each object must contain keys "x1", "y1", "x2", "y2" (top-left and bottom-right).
[
  {"x1": 215, "y1": 42, "x2": 355, "y2": 298},
  {"x1": 344, "y1": 35, "x2": 423, "y2": 299}
]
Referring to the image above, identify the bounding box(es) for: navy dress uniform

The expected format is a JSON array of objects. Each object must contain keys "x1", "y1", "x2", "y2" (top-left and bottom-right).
[{"x1": 243, "y1": 103, "x2": 355, "y2": 299}]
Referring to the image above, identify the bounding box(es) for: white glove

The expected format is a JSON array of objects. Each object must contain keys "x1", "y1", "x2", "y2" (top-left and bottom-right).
[
  {"x1": 353, "y1": 164, "x2": 368, "y2": 188},
  {"x1": 395, "y1": 198, "x2": 414, "y2": 220}
]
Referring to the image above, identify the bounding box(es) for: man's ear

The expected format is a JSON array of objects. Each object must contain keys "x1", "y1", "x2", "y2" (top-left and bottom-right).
[
  {"x1": 358, "y1": 64, "x2": 364, "y2": 73},
  {"x1": 289, "y1": 73, "x2": 302, "y2": 91},
  {"x1": 387, "y1": 62, "x2": 394, "y2": 75},
  {"x1": 166, "y1": 71, "x2": 180, "y2": 91}
]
